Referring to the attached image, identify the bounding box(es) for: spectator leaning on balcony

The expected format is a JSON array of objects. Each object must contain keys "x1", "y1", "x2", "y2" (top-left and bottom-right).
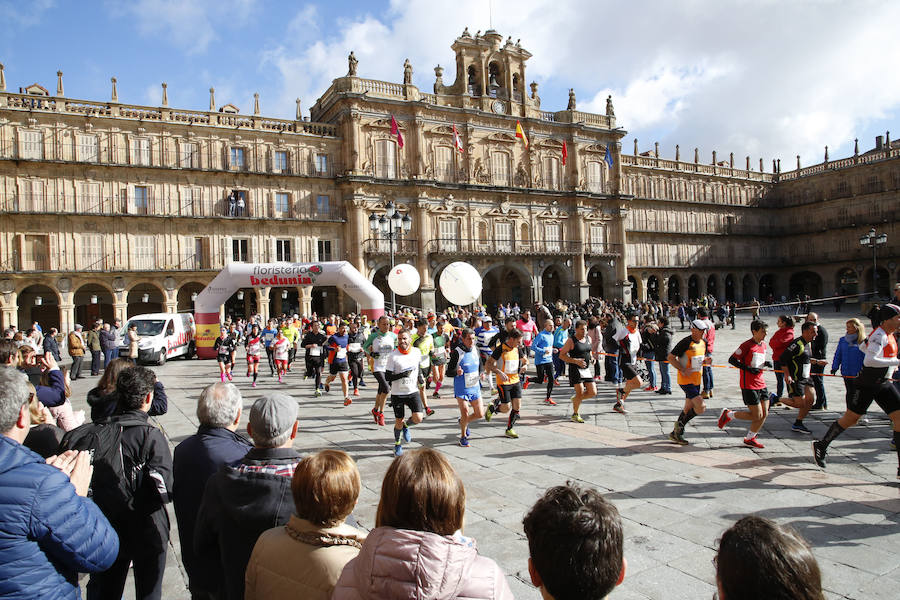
[
  {"x1": 0, "y1": 366, "x2": 120, "y2": 598},
  {"x1": 67, "y1": 324, "x2": 85, "y2": 380}
]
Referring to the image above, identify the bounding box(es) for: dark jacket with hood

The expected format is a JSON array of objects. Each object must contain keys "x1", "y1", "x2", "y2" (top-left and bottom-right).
[{"x1": 194, "y1": 446, "x2": 302, "y2": 600}]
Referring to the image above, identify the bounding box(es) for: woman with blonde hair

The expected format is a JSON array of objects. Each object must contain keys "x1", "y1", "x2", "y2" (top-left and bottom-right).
[
  {"x1": 333, "y1": 448, "x2": 513, "y2": 600},
  {"x1": 245, "y1": 449, "x2": 365, "y2": 600},
  {"x1": 831, "y1": 318, "x2": 866, "y2": 409}
]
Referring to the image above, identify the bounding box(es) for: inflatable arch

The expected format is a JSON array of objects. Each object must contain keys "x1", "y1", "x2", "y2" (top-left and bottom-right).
[{"x1": 194, "y1": 261, "x2": 384, "y2": 359}]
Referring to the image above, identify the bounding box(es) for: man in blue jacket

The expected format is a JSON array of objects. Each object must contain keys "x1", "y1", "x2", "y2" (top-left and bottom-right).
[
  {"x1": 173, "y1": 382, "x2": 252, "y2": 600},
  {"x1": 0, "y1": 366, "x2": 119, "y2": 598}
]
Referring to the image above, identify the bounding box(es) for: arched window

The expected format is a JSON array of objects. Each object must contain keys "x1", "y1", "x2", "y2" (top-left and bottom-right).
[
  {"x1": 488, "y1": 62, "x2": 502, "y2": 97},
  {"x1": 467, "y1": 65, "x2": 479, "y2": 95},
  {"x1": 375, "y1": 139, "x2": 397, "y2": 178}
]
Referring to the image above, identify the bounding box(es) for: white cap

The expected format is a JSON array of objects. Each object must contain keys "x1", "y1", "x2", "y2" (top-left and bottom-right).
[{"x1": 690, "y1": 319, "x2": 709, "y2": 331}]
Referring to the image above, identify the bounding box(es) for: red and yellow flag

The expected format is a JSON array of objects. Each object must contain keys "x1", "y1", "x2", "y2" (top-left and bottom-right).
[{"x1": 515, "y1": 120, "x2": 529, "y2": 149}]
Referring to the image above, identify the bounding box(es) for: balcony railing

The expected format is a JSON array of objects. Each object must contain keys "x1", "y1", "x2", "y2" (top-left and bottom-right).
[
  {"x1": 361, "y1": 238, "x2": 419, "y2": 255},
  {"x1": 423, "y1": 238, "x2": 583, "y2": 256},
  {"x1": 583, "y1": 243, "x2": 623, "y2": 257}
]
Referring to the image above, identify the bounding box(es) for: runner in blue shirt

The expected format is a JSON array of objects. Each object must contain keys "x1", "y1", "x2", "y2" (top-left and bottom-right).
[
  {"x1": 261, "y1": 319, "x2": 278, "y2": 376},
  {"x1": 448, "y1": 327, "x2": 484, "y2": 447},
  {"x1": 528, "y1": 320, "x2": 557, "y2": 405}
]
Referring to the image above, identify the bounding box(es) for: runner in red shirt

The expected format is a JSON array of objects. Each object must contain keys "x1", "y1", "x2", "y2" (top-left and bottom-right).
[
  {"x1": 718, "y1": 320, "x2": 772, "y2": 448},
  {"x1": 516, "y1": 310, "x2": 539, "y2": 359}
]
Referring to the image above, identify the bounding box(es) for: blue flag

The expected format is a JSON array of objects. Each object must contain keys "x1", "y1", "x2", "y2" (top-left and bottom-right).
[{"x1": 604, "y1": 144, "x2": 614, "y2": 168}]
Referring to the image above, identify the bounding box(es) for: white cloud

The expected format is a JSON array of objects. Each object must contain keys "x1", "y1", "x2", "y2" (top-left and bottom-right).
[{"x1": 257, "y1": 0, "x2": 898, "y2": 165}]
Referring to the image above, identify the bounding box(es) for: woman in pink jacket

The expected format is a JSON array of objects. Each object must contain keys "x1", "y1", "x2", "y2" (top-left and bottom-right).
[
  {"x1": 332, "y1": 448, "x2": 513, "y2": 600},
  {"x1": 768, "y1": 315, "x2": 796, "y2": 405}
]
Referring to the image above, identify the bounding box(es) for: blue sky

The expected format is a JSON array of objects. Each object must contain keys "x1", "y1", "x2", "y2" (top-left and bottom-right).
[{"x1": 2, "y1": 0, "x2": 897, "y2": 168}]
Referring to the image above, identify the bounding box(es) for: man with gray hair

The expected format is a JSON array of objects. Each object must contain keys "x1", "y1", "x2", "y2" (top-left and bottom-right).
[
  {"x1": 195, "y1": 392, "x2": 301, "y2": 600},
  {"x1": 173, "y1": 382, "x2": 252, "y2": 600},
  {"x1": 0, "y1": 366, "x2": 119, "y2": 597}
]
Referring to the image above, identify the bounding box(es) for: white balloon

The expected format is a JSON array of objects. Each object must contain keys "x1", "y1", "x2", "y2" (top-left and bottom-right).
[
  {"x1": 439, "y1": 262, "x2": 482, "y2": 306},
  {"x1": 387, "y1": 263, "x2": 421, "y2": 296}
]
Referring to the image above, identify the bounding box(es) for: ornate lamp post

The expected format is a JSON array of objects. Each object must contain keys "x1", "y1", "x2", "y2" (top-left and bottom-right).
[
  {"x1": 369, "y1": 201, "x2": 412, "y2": 313},
  {"x1": 859, "y1": 227, "x2": 888, "y2": 296}
]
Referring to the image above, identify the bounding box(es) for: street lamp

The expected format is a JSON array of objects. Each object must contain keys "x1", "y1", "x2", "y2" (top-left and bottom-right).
[
  {"x1": 369, "y1": 201, "x2": 412, "y2": 313},
  {"x1": 859, "y1": 226, "x2": 888, "y2": 296}
]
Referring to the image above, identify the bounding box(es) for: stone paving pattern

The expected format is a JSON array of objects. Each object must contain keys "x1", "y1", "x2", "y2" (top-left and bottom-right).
[{"x1": 70, "y1": 308, "x2": 900, "y2": 599}]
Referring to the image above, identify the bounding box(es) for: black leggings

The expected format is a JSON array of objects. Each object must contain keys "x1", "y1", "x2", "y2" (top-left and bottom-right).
[
  {"x1": 349, "y1": 360, "x2": 363, "y2": 390},
  {"x1": 308, "y1": 360, "x2": 323, "y2": 389},
  {"x1": 530, "y1": 363, "x2": 555, "y2": 398},
  {"x1": 266, "y1": 348, "x2": 275, "y2": 373}
]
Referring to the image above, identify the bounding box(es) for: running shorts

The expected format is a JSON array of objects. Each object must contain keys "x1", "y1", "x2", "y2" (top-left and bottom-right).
[
  {"x1": 848, "y1": 381, "x2": 900, "y2": 416},
  {"x1": 390, "y1": 392, "x2": 424, "y2": 419},
  {"x1": 741, "y1": 388, "x2": 768, "y2": 406}
]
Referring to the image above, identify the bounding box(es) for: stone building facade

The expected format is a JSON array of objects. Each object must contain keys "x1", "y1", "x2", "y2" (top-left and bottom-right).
[{"x1": 1, "y1": 30, "x2": 898, "y2": 331}]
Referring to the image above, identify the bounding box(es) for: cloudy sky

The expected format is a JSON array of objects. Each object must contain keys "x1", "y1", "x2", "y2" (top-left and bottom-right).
[{"x1": 1, "y1": 0, "x2": 896, "y2": 170}]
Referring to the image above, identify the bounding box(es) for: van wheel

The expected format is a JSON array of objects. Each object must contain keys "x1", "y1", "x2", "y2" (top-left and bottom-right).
[
  {"x1": 157, "y1": 350, "x2": 167, "y2": 366},
  {"x1": 186, "y1": 342, "x2": 196, "y2": 360}
]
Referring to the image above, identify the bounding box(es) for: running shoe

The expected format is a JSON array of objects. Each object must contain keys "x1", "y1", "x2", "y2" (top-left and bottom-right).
[
  {"x1": 553, "y1": 379, "x2": 560, "y2": 386},
  {"x1": 402, "y1": 426, "x2": 412, "y2": 443},
  {"x1": 344, "y1": 397, "x2": 352, "y2": 406},
  {"x1": 459, "y1": 436, "x2": 469, "y2": 447},
  {"x1": 700, "y1": 390, "x2": 710, "y2": 399},
  {"x1": 812, "y1": 440, "x2": 827, "y2": 468},
  {"x1": 544, "y1": 397, "x2": 557, "y2": 405},
  {"x1": 246, "y1": 371, "x2": 251, "y2": 378},
  {"x1": 791, "y1": 422, "x2": 811, "y2": 434},
  {"x1": 226, "y1": 372, "x2": 233, "y2": 381},
  {"x1": 613, "y1": 402, "x2": 627, "y2": 415},
  {"x1": 314, "y1": 389, "x2": 322, "y2": 398},
  {"x1": 324, "y1": 383, "x2": 330, "y2": 393},
  {"x1": 644, "y1": 385, "x2": 656, "y2": 392},
  {"x1": 505, "y1": 428, "x2": 519, "y2": 439},
  {"x1": 432, "y1": 390, "x2": 440, "y2": 398},
  {"x1": 668, "y1": 430, "x2": 689, "y2": 445},
  {"x1": 278, "y1": 376, "x2": 283, "y2": 383},
  {"x1": 251, "y1": 381, "x2": 256, "y2": 388},
  {"x1": 377, "y1": 411, "x2": 386, "y2": 426},
  {"x1": 393, "y1": 443, "x2": 403, "y2": 457},
  {"x1": 717, "y1": 408, "x2": 733, "y2": 429},
  {"x1": 426, "y1": 407, "x2": 436, "y2": 417},
  {"x1": 371, "y1": 408, "x2": 380, "y2": 425},
  {"x1": 353, "y1": 389, "x2": 360, "y2": 397},
  {"x1": 359, "y1": 379, "x2": 367, "y2": 387},
  {"x1": 743, "y1": 437, "x2": 765, "y2": 449},
  {"x1": 523, "y1": 378, "x2": 531, "y2": 390},
  {"x1": 220, "y1": 373, "x2": 226, "y2": 382},
  {"x1": 571, "y1": 413, "x2": 585, "y2": 424},
  {"x1": 485, "y1": 404, "x2": 495, "y2": 422}
]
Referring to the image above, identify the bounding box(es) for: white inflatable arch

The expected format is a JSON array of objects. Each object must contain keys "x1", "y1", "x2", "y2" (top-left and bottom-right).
[{"x1": 194, "y1": 261, "x2": 384, "y2": 358}]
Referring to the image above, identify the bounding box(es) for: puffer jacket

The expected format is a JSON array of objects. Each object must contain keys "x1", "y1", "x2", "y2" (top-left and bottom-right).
[
  {"x1": 332, "y1": 526, "x2": 514, "y2": 600},
  {"x1": 831, "y1": 333, "x2": 865, "y2": 376},
  {"x1": 244, "y1": 515, "x2": 365, "y2": 600},
  {"x1": 0, "y1": 435, "x2": 119, "y2": 599}
]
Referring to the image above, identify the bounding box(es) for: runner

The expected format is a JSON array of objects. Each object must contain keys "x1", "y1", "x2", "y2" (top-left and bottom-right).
[
  {"x1": 475, "y1": 315, "x2": 499, "y2": 390},
  {"x1": 213, "y1": 327, "x2": 236, "y2": 382},
  {"x1": 814, "y1": 303, "x2": 900, "y2": 478},
  {"x1": 698, "y1": 308, "x2": 716, "y2": 399},
  {"x1": 559, "y1": 319, "x2": 597, "y2": 422},
  {"x1": 244, "y1": 324, "x2": 262, "y2": 388},
  {"x1": 261, "y1": 319, "x2": 278, "y2": 376},
  {"x1": 324, "y1": 322, "x2": 352, "y2": 405},
  {"x1": 528, "y1": 319, "x2": 557, "y2": 405},
  {"x1": 411, "y1": 320, "x2": 435, "y2": 417},
  {"x1": 346, "y1": 320, "x2": 366, "y2": 397},
  {"x1": 430, "y1": 326, "x2": 449, "y2": 399},
  {"x1": 552, "y1": 316, "x2": 570, "y2": 384},
  {"x1": 447, "y1": 327, "x2": 484, "y2": 447},
  {"x1": 384, "y1": 329, "x2": 423, "y2": 456},
  {"x1": 777, "y1": 321, "x2": 817, "y2": 434},
  {"x1": 485, "y1": 329, "x2": 527, "y2": 439},
  {"x1": 666, "y1": 319, "x2": 712, "y2": 445},
  {"x1": 301, "y1": 321, "x2": 327, "y2": 397},
  {"x1": 613, "y1": 314, "x2": 643, "y2": 414},
  {"x1": 272, "y1": 329, "x2": 290, "y2": 383},
  {"x1": 280, "y1": 319, "x2": 297, "y2": 372},
  {"x1": 718, "y1": 319, "x2": 773, "y2": 448},
  {"x1": 363, "y1": 316, "x2": 398, "y2": 426},
  {"x1": 516, "y1": 309, "x2": 538, "y2": 358}
]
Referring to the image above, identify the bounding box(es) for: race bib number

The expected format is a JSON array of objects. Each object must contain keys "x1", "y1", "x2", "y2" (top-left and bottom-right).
[
  {"x1": 750, "y1": 352, "x2": 765, "y2": 369},
  {"x1": 690, "y1": 355, "x2": 704, "y2": 372},
  {"x1": 336, "y1": 348, "x2": 347, "y2": 360},
  {"x1": 801, "y1": 363, "x2": 811, "y2": 379},
  {"x1": 503, "y1": 359, "x2": 519, "y2": 375},
  {"x1": 464, "y1": 370, "x2": 480, "y2": 388},
  {"x1": 348, "y1": 343, "x2": 362, "y2": 353},
  {"x1": 248, "y1": 342, "x2": 261, "y2": 355},
  {"x1": 309, "y1": 346, "x2": 321, "y2": 357},
  {"x1": 578, "y1": 366, "x2": 592, "y2": 379},
  {"x1": 433, "y1": 347, "x2": 446, "y2": 358},
  {"x1": 543, "y1": 348, "x2": 552, "y2": 358}
]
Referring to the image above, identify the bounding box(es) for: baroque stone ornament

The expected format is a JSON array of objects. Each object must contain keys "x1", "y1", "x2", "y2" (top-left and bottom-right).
[{"x1": 112, "y1": 277, "x2": 126, "y2": 292}]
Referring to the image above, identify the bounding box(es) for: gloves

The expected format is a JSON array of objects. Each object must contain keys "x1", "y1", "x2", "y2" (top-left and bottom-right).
[
  {"x1": 763, "y1": 361, "x2": 773, "y2": 369},
  {"x1": 830, "y1": 369, "x2": 837, "y2": 375}
]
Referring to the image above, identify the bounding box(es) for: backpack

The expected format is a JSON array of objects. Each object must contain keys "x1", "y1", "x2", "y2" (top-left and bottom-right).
[{"x1": 60, "y1": 415, "x2": 153, "y2": 521}]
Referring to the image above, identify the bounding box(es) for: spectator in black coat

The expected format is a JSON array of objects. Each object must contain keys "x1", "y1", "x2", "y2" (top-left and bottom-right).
[
  {"x1": 41, "y1": 328, "x2": 61, "y2": 362},
  {"x1": 173, "y1": 383, "x2": 252, "y2": 600}
]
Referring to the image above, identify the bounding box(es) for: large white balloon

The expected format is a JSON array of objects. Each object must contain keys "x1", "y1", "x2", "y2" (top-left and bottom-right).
[
  {"x1": 387, "y1": 263, "x2": 421, "y2": 296},
  {"x1": 439, "y1": 262, "x2": 482, "y2": 306}
]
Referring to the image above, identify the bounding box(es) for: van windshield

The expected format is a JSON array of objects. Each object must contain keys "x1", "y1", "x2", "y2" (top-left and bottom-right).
[{"x1": 128, "y1": 320, "x2": 166, "y2": 336}]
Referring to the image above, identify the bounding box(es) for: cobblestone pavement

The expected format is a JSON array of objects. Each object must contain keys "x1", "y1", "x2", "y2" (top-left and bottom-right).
[{"x1": 70, "y1": 308, "x2": 900, "y2": 599}]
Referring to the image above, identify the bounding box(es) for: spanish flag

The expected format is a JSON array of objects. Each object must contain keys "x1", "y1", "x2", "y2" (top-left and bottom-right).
[{"x1": 515, "y1": 120, "x2": 529, "y2": 149}]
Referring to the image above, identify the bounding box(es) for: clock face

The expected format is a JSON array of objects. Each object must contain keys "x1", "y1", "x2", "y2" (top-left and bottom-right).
[{"x1": 492, "y1": 100, "x2": 505, "y2": 114}]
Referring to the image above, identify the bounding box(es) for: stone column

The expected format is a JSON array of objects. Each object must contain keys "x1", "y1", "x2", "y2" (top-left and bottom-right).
[
  {"x1": 164, "y1": 289, "x2": 178, "y2": 314},
  {"x1": 614, "y1": 206, "x2": 630, "y2": 302},
  {"x1": 113, "y1": 291, "x2": 128, "y2": 323},
  {"x1": 59, "y1": 298, "x2": 75, "y2": 335},
  {"x1": 414, "y1": 196, "x2": 435, "y2": 311},
  {"x1": 572, "y1": 204, "x2": 589, "y2": 302},
  {"x1": 298, "y1": 286, "x2": 313, "y2": 317},
  {"x1": 257, "y1": 287, "x2": 270, "y2": 322},
  {"x1": 1, "y1": 292, "x2": 18, "y2": 330},
  {"x1": 349, "y1": 196, "x2": 367, "y2": 274}
]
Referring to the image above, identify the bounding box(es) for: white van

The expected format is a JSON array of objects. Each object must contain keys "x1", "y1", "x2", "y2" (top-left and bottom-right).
[{"x1": 119, "y1": 312, "x2": 196, "y2": 365}]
